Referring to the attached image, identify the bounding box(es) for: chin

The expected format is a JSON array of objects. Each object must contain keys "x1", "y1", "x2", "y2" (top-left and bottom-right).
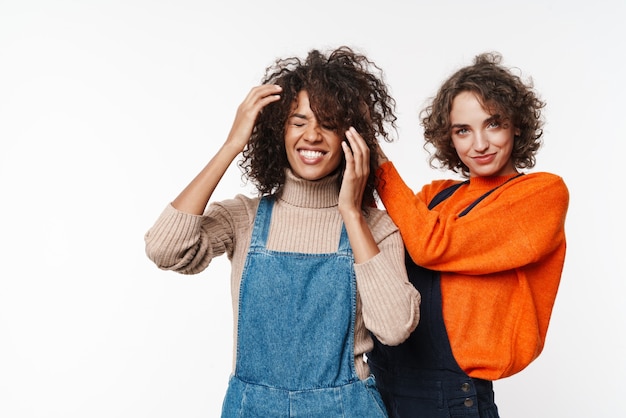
[{"x1": 292, "y1": 169, "x2": 323, "y2": 180}]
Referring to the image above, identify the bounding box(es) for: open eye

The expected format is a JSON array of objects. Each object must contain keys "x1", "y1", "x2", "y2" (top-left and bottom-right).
[{"x1": 453, "y1": 127, "x2": 470, "y2": 136}]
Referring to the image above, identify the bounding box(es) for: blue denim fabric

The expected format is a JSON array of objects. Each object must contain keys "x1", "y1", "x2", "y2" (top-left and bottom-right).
[
  {"x1": 221, "y1": 197, "x2": 388, "y2": 417},
  {"x1": 222, "y1": 374, "x2": 387, "y2": 417}
]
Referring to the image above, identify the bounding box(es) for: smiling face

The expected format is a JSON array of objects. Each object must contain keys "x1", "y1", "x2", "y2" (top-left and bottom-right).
[
  {"x1": 284, "y1": 90, "x2": 344, "y2": 180},
  {"x1": 450, "y1": 91, "x2": 519, "y2": 178}
]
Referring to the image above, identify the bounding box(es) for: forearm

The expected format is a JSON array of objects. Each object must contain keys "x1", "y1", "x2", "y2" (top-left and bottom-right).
[
  {"x1": 172, "y1": 142, "x2": 241, "y2": 215},
  {"x1": 339, "y1": 208, "x2": 380, "y2": 264}
]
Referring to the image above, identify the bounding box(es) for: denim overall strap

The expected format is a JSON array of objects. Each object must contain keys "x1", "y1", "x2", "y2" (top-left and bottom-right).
[
  {"x1": 367, "y1": 178, "x2": 528, "y2": 418},
  {"x1": 247, "y1": 195, "x2": 273, "y2": 251},
  {"x1": 221, "y1": 197, "x2": 388, "y2": 417}
]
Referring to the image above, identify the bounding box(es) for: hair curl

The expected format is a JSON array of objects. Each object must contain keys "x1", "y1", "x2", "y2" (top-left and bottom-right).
[
  {"x1": 420, "y1": 52, "x2": 545, "y2": 177},
  {"x1": 239, "y1": 46, "x2": 397, "y2": 208}
]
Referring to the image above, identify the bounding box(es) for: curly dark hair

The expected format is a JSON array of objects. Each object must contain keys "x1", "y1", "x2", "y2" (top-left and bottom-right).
[
  {"x1": 421, "y1": 52, "x2": 545, "y2": 177},
  {"x1": 239, "y1": 46, "x2": 397, "y2": 208}
]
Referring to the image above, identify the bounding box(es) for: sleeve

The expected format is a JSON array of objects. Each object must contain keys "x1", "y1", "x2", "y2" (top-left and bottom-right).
[
  {"x1": 377, "y1": 162, "x2": 569, "y2": 275},
  {"x1": 354, "y1": 211, "x2": 421, "y2": 346},
  {"x1": 144, "y1": 197, "x2": 247, "y2": 275}
]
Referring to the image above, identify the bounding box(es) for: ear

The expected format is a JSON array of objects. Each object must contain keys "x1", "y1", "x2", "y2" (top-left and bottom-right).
[{"x1": 515, "y1": 128, "x2": 521, "y2": 136}]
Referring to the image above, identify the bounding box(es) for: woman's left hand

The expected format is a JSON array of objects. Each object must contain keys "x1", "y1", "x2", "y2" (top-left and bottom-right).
[
  {"x1": 339, "y1": 127, "x2": 369, "y2": 213},
  {"x1": 338, "y1": 127, "x2": 381, "y2": 263}
]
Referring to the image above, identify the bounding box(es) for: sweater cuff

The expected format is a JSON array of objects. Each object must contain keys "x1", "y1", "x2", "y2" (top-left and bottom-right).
[{"x1": 377, "y1": 162, "x2": 399, "y2": 198}]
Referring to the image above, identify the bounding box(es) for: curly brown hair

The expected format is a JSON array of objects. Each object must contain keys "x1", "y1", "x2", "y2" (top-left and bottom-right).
[
  {"x1": 421, "y1": 52, "x2": 545, "y2": 177},
  {"x1": 239, "y1": 46, "x2": 397, "y2": 208}
]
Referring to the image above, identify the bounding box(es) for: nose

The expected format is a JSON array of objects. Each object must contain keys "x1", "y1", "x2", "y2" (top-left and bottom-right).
[
  {"x1": 304, "y1": 122, "x2": 322, "y2": 142},
  {"x1": 473, "y1": 131, "x2": 489, "y2": 152}
]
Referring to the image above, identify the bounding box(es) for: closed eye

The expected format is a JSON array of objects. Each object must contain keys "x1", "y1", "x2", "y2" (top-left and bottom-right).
[{"x1": 288, "y1": 115, "x2": 308, "y2": 128}]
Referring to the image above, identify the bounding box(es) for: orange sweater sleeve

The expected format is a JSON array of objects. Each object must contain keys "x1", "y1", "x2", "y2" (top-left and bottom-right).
[{"x1": 377, "y1": 162, "x2": 569, "y2": 275}]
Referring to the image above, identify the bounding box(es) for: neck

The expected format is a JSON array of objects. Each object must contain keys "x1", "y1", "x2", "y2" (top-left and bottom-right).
[{"x1": 278, "y1": 169, "x2": 340, "y2": 209}]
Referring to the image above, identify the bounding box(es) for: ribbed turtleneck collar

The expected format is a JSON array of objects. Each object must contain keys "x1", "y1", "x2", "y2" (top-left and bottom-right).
[{"x1": 278, "y1": 169, "x2": 340, "y2": 209}]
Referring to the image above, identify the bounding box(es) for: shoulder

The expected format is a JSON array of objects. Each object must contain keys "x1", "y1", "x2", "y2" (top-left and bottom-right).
[
  {"x1": 207, "y1": 194, "x2": 261, "y2": 225},
  {"x1": 491, "y1": 172, "x2": 569, "y2": 218},
  {"x1": 222, "y1": 194, "x2": 261, "y2": 211},
  {"x1": 521, "y1": 171, "x2": 567, "y2": 186},
  {"x1": 513, "y1": 172, "x2": 569, "y2": 199}
]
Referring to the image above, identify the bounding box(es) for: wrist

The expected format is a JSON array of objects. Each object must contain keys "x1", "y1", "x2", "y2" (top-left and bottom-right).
[{"x1": 338, "y1": 205, "x2": 365, "y2": 223}]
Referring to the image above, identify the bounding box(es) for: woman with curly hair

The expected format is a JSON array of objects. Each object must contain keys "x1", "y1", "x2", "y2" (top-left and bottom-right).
[
  {"x1": 144, "y1": 46, "x2": 421, "y2": 417},
  {"x1": 366, "y1": 52, "x2": 569, "y2": 417}
]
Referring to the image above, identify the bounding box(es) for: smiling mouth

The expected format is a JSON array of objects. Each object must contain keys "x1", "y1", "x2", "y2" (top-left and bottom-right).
[
  {"x1": 472, "y1": 154, "x2": 495, "y2": 163},
  {"x1": 299, "y1": 149, "x2": 326, "y2": 159}
]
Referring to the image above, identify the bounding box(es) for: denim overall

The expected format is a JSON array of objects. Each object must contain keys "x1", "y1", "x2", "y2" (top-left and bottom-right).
[
  {"x1": 368, "y1": 176, "x2": 521, "y2": 418},
  {"x1": 221, "y1": 197, "x2": 388, "y2": 417}
]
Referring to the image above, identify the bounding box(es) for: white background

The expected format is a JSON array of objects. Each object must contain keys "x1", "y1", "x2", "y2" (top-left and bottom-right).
[{"x1": 1, "y1": 1, "x2": 624, "y2": 417}]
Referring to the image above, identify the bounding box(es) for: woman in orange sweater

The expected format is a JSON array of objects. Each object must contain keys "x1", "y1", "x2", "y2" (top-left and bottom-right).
[{"x1": 365, "y1": 52, "x2": 569, "y2": 417}]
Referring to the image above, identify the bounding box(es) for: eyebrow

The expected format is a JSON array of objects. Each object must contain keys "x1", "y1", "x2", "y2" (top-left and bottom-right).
[{"x1": 451, "y1": 114, "x2": 502, "y2": 129}]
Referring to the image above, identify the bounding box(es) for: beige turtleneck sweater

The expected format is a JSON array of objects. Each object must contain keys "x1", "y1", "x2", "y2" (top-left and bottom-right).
[{"x1": 144, "y1": 170, "x2": 420, "y2": 379}]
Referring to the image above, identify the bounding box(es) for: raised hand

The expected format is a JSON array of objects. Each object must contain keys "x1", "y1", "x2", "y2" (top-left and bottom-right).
[
  {"x1": 339, "y1": 127, "x2": 369, "y2": 212},
  {"x1": 337, "y1": 127, "x2": 381, "y2": 264},
  {"x1": 225, "y1": 84, "x2": 282, "y2": 152},
  {"x1": 171, "y1": 85, "x2": 281, "y2": 215}
]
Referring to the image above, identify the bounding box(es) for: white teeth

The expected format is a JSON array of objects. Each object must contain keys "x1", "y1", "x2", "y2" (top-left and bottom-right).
[{"x1": 299, "y1": 150, "x2": 324, "y2": 159}]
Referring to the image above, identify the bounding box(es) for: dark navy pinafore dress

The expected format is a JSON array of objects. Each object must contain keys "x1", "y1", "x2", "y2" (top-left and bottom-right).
[{"x1": 368, "y1": 176, "x2": 521, "y2": 418}]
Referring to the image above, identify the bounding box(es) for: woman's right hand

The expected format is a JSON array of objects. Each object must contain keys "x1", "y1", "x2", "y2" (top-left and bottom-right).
[
  {"x1": 225, "y1": 84, "x2": 282, "y2": 152},
  {"x1": 170, "y1": 84, "x2": 282, "y2": 215}
]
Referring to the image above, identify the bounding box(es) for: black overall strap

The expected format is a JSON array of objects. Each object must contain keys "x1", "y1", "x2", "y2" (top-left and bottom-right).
[
  {"x1": 429, "y1": 173, "x2": 523, "y2": 216},
  {"x1": 428, "y1": 181, "x2": 468, "y2": 210},
  {"x1": 458, "y1": 173, "x2": 523, "y2": 216}
]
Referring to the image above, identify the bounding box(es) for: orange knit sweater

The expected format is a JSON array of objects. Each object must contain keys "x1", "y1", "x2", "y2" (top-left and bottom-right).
[{"x1": 377, "y1": 162, "x2": 569, "y2": 380}]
